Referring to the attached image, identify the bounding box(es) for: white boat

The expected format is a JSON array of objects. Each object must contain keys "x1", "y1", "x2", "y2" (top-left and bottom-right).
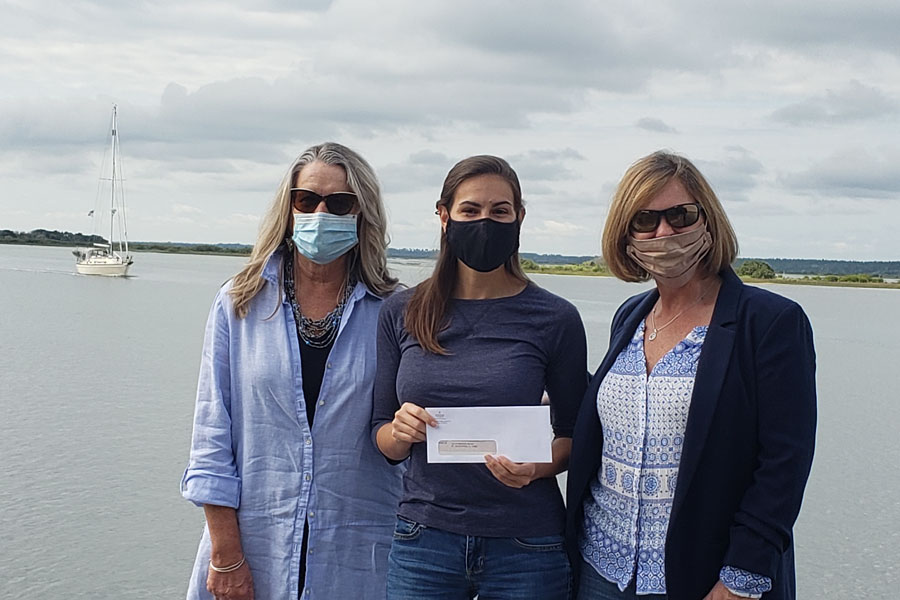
[{"x1": 73, "y1": 104, "x2": 134, "y2": 277}]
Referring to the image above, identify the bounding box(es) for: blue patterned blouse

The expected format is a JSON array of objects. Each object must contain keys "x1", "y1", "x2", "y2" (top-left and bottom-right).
[{"x1": 580, "y1": 319, "x2": 771, "y2": 597}]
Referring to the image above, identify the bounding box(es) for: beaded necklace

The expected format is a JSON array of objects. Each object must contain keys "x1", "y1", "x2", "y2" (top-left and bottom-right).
[{"x1": 283, "y1": 247, "x2": 354, "y2": 348}]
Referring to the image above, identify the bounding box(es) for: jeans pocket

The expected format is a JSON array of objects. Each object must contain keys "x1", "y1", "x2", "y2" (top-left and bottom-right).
[
  {"x1": 393, "y1": 516, "x2": 425, "y2": 541},
  {"x1": 512, "y1": 534, "x2": 565, "y2": 551}
]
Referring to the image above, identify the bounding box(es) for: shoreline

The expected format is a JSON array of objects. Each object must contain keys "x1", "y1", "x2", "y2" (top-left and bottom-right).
[
  {"x1": 521, "y1": 266, "x2": 900, "y2": 290},
  {"x1": 4, "y1": 241, "x2": 898, "y2": 289}
]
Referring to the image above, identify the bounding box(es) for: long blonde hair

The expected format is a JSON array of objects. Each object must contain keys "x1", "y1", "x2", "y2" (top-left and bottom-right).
[{"x1": 230, "y1": 142, "x2": 398, "y2": 318}]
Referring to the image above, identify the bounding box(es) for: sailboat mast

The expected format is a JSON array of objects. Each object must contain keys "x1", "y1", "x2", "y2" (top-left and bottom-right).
[{"x1": 110, "y1": 105, "x2": 117, "y2": 252}]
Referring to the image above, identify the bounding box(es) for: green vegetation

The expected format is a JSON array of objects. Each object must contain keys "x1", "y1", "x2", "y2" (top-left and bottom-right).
[
  {"x1": 129, "y1": 242, "x2": 252, "y2": 255},
  {"x1": 0, "y1": 230, "x2": 254, "y2": 255},
  {"x1": 737, "y1": 259, "x2": 775, "y2": 279},
  {"x1": 742, "y1": 275, "x2": 898, "y2": 289},
  {"x1": 734, "y1": 257, "x2": 900, "y2": 279},
  {"x1": 3, "y1": 229, "x2": 898, "y2": 288},
  {"x1": 805, "y1": 274, "x2": 883, "y2": 283},
  {"x1": 521, "y1": 258, "x2": 610, "y2": 276},
  {"x1": 0, "y1": 228, "x2": 107, "y2": 247}
]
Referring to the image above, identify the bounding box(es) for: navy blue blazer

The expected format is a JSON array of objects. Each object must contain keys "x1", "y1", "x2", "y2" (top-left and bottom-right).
[{"x1": 565, "y1": 268, "x2": 816, "y2": 600}]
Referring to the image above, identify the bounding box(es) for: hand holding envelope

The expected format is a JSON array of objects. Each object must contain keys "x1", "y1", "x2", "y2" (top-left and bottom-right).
[
  {"x1": 388, "y1": 402, "x2": 438, "y2": 445},
  {"x1": 425, "y1": 405, "x2": 554, "y2": 464}
]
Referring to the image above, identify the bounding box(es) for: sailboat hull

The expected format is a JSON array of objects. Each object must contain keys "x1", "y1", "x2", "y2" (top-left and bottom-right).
[
  {"x1": 74, "y1": 249, "x2": 133, "y2": 276},
  {"x1": 75, "y1": 261, "x2": 131, "y2": 277}
]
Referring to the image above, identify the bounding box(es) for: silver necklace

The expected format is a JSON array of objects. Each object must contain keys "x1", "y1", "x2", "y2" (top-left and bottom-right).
[
  {"x1": 284, "y1": 248, "x2": 354, "y2": 348},
  {"x1": 295, "y1": 282, "x2": 353, "y2": 348},
  {"x1": 648, "y1": 283, "x2": 713, "y2": 342}
]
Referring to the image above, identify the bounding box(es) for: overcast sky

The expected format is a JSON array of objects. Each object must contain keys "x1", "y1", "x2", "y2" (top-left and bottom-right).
[{"x1": 2, "y1": 0, "x2": 898, "y2": 260}]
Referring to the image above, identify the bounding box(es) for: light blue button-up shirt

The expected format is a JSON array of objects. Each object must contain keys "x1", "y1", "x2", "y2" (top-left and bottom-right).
[{"x1": 182, "y1": 252, "x2": 404, "y2": 600}]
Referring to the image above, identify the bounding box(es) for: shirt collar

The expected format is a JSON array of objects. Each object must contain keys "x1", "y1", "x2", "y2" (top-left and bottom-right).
[{"x1": 261, "y1": 246, "x2": 380, "y2": 300}]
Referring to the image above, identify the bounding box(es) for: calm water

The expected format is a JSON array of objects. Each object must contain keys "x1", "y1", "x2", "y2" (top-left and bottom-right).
[{"x1": 1, "y1": 244, "x2": 897, "y2": 598}]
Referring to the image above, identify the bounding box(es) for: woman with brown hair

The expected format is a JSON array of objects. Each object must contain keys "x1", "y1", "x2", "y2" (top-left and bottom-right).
[{"x1": 371, "y1": 155, "x2": 588, "y2": 599}]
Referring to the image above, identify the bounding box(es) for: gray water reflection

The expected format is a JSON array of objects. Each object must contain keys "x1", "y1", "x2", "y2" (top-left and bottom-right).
[{"x1": 0, "y1": 245, "x2": 896, "y2": 598}]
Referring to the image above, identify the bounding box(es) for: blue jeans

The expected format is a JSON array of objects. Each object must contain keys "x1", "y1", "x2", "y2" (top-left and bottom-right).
[
  {"x1": 576, "y1": 559, "x2": 667, "y2": 600},
  {"x1": 387, "y1": 516, "x2": 572, "y2": 600}
]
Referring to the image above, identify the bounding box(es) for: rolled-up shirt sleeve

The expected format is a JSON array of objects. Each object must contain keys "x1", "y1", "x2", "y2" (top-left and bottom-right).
[
  {"x1": 720, "y1": 564, "x2": 772, "y2": 597},
  {"x1": 181, "y1": 290, "x2": 241, "y2": 508}
]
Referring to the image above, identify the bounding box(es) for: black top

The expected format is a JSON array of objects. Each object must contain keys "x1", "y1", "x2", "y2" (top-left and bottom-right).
[
  {"x1": 282, "y1": 247, "x2": 335, "y2": 427},
  {"x1": 372, "y1": 283, "x2": 588, "y2": 537},
  {"x1": 298, "y1": 339, "x2": 333, "y2": 427}
]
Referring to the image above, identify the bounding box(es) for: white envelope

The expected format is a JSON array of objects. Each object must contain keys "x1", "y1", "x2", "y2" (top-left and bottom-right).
[{"x1": 425, "y1": 405, "x2": 554, "y2": 464}]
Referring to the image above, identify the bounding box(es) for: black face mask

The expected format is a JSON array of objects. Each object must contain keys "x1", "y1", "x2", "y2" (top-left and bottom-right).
[{"x1": 445, "y1": 217, "x2": 520, "y2": 273}]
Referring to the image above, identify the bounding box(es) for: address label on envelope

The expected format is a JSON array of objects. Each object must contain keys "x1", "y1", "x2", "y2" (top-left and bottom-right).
[{"x1": 425, "y1": 405, "x2": 553, "y2": 464}]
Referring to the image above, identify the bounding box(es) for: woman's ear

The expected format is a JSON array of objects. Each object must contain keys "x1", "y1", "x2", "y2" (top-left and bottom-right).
[
  {"x1": 518, "y1": 206, "x2": 526, "y2": 222},
  {"x1": 438, "y1": 205, "x2": 450, "y2": 233}
]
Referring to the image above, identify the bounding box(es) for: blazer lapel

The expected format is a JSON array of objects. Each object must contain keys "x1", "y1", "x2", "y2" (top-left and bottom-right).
[
  {"x1": 669, "y1": 269, "x2": 742, "y2": 525},
  {"x1": 601, "y1": 289, "x2": 658, "y2": 381}
]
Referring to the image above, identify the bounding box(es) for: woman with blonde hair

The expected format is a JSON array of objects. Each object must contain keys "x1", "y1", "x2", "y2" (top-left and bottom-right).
[
  {"x1": 372, "y1": 155, "x2": 588, "y2": 599},
  {"x1": 182, "y1": 142, "x2": 403, "y2": 600},
  {"x1": 566, "y1": 151, "x2": 816, "y2": 600}
]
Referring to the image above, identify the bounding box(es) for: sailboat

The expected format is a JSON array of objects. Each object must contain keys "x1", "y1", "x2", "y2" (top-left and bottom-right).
[{"x1": 73, "y1": 104, "x2": 134, "y2": 276}]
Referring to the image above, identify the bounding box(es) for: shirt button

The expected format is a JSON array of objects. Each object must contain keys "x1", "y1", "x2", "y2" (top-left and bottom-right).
[
  {"x1": 326, "y1": 362, "x2": 332, "y2": 368},
  {"x1": 305, "y1": 473, "x2": 311, "y2": 481},
  {"x1": 309, "y1": 511, "x2": 315, "y2": 518},
  {"x1": 305, "y1": 437, "x2": 312, "y2": 445},
  {"x1": 318, "y1": 400, "x2": 324, "y2": 406}
]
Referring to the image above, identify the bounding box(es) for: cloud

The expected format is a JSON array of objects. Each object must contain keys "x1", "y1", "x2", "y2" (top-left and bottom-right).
[
  {"x1": 708, "y1": 1, "x2": 900, "y2": 55},
  {"x1": 379, "y1": 151, "x2": 456, "y2": 195},
  {"x1": 509, "y1": 148, "x2": 586, "y2": 182},
  {"x1": 526, "y1": 219, "x2": 588, "y2": 236},
  {"x1": 3, "y1": 0, "x2": 900, "y2": 259},
  {"x1": 635, "y1": 118, "x2": 678, "y2": 134},
  {"x1": 771, "y1": 80, "x2": 898, "y2": 125},
  {"x1": 172, "y1": 203, "x2": 202, "y2": 215},
  {"x1": 215, "y1": 213, "x2": 261, "y2": 227},
  {"x1": 695, "y1": 147, "x2": 764, "y2": 201},
  {"x1": 779, "y1": 147, "x2": 900, "y2": 198}
]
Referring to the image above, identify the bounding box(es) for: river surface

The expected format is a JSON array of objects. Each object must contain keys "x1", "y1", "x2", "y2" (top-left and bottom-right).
[{"x1": 0, "y1": 244, "x2": 897, "y2": 598}]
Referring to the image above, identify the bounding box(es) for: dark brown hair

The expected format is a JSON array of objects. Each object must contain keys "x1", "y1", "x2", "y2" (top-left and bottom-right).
[{"x1": 405, "y1": 155, "x2": 528, "y2": 354}]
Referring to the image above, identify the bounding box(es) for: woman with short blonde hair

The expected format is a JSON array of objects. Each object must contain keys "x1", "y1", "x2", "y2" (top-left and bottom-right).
[
  {"x1": 601, "y1": 151, "x2": 738, "y2": 283},
  {"x1": 567, "y1": 150, "x2": 816, "y2": 600}
]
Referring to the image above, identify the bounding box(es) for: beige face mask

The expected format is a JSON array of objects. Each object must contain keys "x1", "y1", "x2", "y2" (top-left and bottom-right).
[{"x1": 626, "y1": 226, "x2": 712, "y2": 288}]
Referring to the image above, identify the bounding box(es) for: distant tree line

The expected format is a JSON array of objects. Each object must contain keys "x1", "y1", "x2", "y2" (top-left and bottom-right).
[
  {"x1": 387, "y1": 248, "x2": 437, "y2": 259},
  {"x1": 386, "y1": 248, "x2": 597, "y2": 265},
  {"x1": 0, "y1": 228, "x2": 107, "y2": 246},
  {"x1": 3, "y1": 229, "x2": 898, "y2": 277},
  {"x1": 733, "y1": 257, "x2": 900, "y2": 279},
  {"x1": 129, "y1": 242, "x2": 252, "y2": 255}
]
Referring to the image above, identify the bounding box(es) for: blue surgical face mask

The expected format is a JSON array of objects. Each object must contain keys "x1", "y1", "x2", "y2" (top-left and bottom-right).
[{"x1": 291, "y1": 212, "x2": 358, "y2": 265}]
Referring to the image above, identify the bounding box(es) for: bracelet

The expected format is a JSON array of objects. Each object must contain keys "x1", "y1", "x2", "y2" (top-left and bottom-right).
[{"x1": 209, "y1": 556, "x2": 245, "y2": 573}]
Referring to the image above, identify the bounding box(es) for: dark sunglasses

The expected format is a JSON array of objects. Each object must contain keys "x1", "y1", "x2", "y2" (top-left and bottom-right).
[
  {"x1": 630, "y1": 203, "x2": 703, "y2": 233},
  {"x1": 290, "y1": 188, "x2": 357, "y2": 216}
]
